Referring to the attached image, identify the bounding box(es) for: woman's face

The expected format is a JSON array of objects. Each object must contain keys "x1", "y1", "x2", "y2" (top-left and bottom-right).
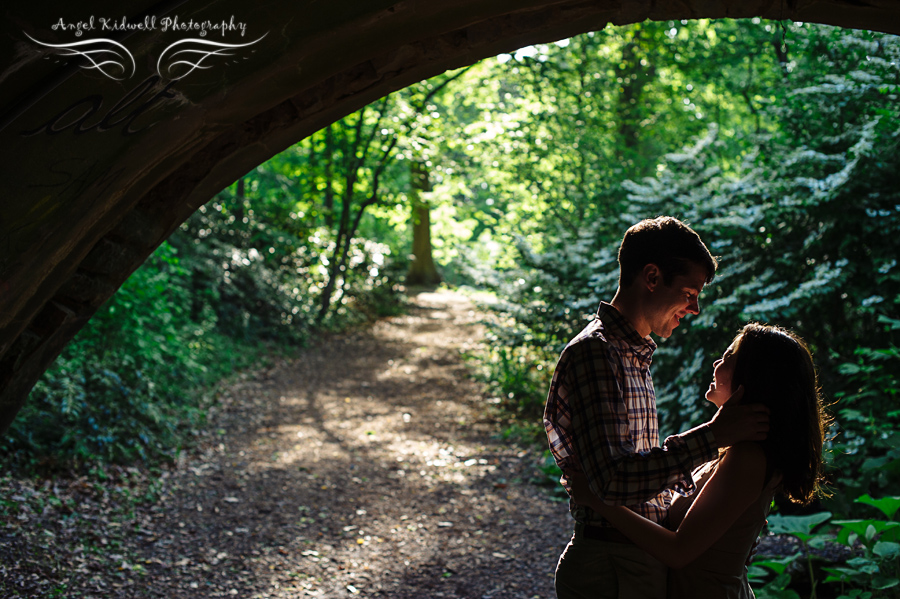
[{"x1": 705, "y1": 339, "x2": 738, "y2": 408}]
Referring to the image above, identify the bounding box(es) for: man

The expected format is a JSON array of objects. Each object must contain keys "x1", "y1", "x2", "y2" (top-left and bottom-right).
[{"x1": 544, "y1": 216, "x2": 769, "y2": 599}]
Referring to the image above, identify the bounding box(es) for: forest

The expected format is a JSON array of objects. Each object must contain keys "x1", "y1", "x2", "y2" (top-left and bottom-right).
[{"x1": 2, "y1": 18, "x2": 900, "y2": 598}]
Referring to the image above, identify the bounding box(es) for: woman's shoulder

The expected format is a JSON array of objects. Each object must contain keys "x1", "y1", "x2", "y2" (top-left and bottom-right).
[
  {"x1": 720, "y1": 442, "x2": 768, "y2": 478},
  {"x1": 727, "y1": 441, "x2": 766, "y2": 458},
  {"x1": 722, "y1": 443, "x2": 783, "y2": 494}
]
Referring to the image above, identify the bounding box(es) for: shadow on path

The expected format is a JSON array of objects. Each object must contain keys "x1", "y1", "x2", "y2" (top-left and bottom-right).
[{"x1": 110, "y1": 289, "x2": 572, "y2": 598}]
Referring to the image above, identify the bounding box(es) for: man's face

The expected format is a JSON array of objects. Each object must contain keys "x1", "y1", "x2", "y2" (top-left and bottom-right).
[{"x1": 646, "y1": 262, "x2": 708, "y2": 339}]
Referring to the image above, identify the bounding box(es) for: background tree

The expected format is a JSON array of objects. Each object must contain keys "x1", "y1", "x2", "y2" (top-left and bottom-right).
[{"x1": 406, "y1": 158, "x2": 441, "y2": 285}]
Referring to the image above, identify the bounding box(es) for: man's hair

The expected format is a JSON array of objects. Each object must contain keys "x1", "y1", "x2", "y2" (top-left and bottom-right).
[{"x1": 617, "y1": 216, "x2": 717, "y2": 287}]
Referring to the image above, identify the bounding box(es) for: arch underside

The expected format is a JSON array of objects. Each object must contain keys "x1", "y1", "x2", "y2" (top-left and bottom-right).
[{"x1": 0, "y1": 0, "x2": 897, "y2": 433}]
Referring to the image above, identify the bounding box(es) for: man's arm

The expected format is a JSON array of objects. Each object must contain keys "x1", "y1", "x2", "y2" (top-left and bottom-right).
[
  {"x1": 570, "y1": 442, "x2": 768, "y2": 568},
  {"x1": 565, "y1": 339, "x2": 715, "y2": 504},
  {"x1": 566, "y1": 341, "x2": 768, "y2": 505}
]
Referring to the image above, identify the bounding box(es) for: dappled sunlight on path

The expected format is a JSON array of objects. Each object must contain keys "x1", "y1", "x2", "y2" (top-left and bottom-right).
[{"x1": 125, "y1": 289, "x2": 571, "y2": 598}]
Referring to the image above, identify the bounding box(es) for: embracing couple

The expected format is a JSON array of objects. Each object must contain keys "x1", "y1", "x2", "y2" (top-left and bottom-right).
[{"x1": 544, "y1": 216, "x2": 828, "y2": 599}]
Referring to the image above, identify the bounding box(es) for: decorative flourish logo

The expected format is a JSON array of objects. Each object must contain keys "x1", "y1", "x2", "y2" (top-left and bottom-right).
[
  {"x1": 156, "y1": 35, "x2": 267, "y2": 80},
  {"x1": 25, "y1": 32, "x2": 136, "y2": 80},
  {"x1": 26, "y1": 16, "x2": 265, "y2": 81}
]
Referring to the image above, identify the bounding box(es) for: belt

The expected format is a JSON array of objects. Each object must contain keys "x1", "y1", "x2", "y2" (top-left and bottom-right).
[{"x1": 577, "y1": 522, "x2": 633, "y2": 544}]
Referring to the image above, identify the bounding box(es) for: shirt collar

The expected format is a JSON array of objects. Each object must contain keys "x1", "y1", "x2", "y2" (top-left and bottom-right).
[{"x1": 595, "y1": 302, "x2": 657, "y2": 363}]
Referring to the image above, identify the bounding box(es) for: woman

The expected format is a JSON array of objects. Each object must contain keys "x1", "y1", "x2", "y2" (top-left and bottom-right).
[{"x1": 572, "y1": 323, "x2": 829, "y2": 598}]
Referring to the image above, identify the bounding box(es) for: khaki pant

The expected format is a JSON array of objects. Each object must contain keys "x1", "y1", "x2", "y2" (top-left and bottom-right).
[{"x1": 555, "y1": 523, "x2": 667, "y2": 599}]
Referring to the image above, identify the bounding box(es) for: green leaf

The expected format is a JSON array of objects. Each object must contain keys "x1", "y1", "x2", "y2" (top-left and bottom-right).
[
  {"x1": 752, "y1": 572, "x2": 799, "y2": 598},
  {"x1": 867, "y1": 524, "x2": 878, "y2": 543},
  {"x1": 753, "y1": 554, "x2": 801, "y2": 575},
  {"x1": 873, "y1": 541, "x2": 900, "y2": 559},
  {"x1": 752, "y1": 570, "x2": 802, "y2": 599},
  {"x1": 822, "y1": 567, "x2": 859, "y2": 578},
  {"x1": 767, "y1": 512, "x2": 832, "y2": 540},
  {"x1": 839, "y1": 362, "x2": 862, "y2": 375},
  {"x1": 855, "y1": 494, "x2": 900, "y2": 520},
  {"x1": 808, "y1": 536, "x2": 830, "y2": 549},
  {"x1": 847, "y1": 557, "x2": 878, "y2": 569},
  {"x1": 833, "y1": 520, "x2": 900, "y2": 547},
  {"x1": 877, "y1": 314, "x2": 900, "y2": 331},
  {"x1": 873, "y1": 575, "x2": 900, "y2": 590},
  {"x1": 861, "y1": 457, "x2": 889, "y2": 472},
  {"x1": 881, "y1": 526, "x2": 900, "y2": 543},
  {"x1": 822, "y1": 566, "x2": 873, "y2": 583}
]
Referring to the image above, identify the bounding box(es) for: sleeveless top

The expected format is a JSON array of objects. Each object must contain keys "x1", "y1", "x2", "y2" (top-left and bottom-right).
[{"x1": 666, "y1": 457, "x2": 779, "y2": 599}]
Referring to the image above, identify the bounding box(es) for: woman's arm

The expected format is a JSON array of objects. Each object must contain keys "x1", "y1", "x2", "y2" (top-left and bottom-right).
[{"x1": 571, "y1": 442, "x2": 767, "y2": 569}]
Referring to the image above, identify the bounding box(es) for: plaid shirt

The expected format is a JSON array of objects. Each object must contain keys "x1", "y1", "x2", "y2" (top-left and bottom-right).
[{"x1": 543, "y1": 302, "x2": 716, "y2": 526}]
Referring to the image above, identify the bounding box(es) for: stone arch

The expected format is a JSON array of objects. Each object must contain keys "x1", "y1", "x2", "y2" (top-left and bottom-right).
[{"x1": 1, "y1": 0, "x2": 897, "y2": 433}]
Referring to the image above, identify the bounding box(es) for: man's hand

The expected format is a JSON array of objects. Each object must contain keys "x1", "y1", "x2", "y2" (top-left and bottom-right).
[
  {"x1": 707, "y1": 386, "x2": 770, "y2": 448},
  {"x1": 568, "y1": 471, "x2": 593, "y2": 506},
  {"x1": 568, "y1": 471, "x2": 617, "y2": 517}
]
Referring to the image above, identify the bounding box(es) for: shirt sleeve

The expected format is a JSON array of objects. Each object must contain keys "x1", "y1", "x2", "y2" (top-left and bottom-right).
[{"x1": 565, "y1": 337, "x2": 717, "y2": 505}]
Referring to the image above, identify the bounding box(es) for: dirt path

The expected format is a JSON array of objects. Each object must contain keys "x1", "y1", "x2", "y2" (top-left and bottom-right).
[{"x1": 3, "y1": 289, "x2": 572, "y2": 598}]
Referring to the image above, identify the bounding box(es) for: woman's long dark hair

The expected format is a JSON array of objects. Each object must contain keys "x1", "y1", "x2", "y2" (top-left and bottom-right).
[{"x1": 730, "y1": 323, "x2": 828, "y2": 505}]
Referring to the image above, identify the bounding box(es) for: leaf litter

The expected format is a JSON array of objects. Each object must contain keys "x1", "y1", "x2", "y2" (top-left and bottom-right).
[{"x1": 1, "y1": 290, "x2": 572, "y2": 598}]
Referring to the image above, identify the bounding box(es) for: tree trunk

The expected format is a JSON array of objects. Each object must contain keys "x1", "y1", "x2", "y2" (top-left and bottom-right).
[
  {"x1": 614, "y1": 32, "x2": 655, "y2": 179},
  {"x1": 317, "y1": 182, "x2": 354, "y2": 322},
  {"x1": 323, "y1": 124, "x2": 335, "y2": 227},
  {"x1": 406, "y1": 160, "x2": 441, "y2": 286}
]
